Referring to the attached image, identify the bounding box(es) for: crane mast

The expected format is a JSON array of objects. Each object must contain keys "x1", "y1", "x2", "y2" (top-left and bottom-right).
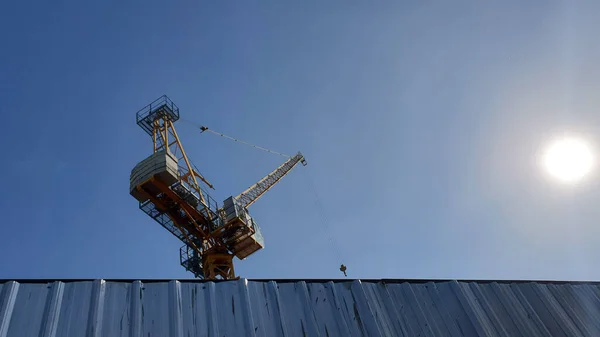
[{"x1": 130, "y1": 95, "x2": 305, "y2": 280}]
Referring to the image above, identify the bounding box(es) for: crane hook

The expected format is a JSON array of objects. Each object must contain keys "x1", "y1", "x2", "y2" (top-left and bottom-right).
[{"x1": 340, "y1": 264, "x2": 347, "y2": 277}]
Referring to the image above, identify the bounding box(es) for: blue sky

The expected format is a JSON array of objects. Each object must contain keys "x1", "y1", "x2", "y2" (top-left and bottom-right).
[{"x1": 2, "y1": 1, "x2": 600, "y2": 280}]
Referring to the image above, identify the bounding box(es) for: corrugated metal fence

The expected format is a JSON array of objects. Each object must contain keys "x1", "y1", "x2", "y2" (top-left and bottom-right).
[{"x1": 0, "y1": 279, "x2": 598, "y2": 336}]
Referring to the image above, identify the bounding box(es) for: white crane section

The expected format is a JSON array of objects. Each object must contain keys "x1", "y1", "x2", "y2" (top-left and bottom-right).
[{"x1": 235, "y1": 152, "x2": 307, "y2": 209}]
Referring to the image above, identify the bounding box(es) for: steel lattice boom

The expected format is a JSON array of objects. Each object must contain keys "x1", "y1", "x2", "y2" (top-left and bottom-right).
[{"x1": 235, "y1": 152, "x2": 307, "y2": 209}]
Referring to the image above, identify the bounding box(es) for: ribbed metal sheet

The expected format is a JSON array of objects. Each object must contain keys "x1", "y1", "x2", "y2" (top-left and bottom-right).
[{"x1": 0, "y1": 279, "x2": 599, "y2": 336}]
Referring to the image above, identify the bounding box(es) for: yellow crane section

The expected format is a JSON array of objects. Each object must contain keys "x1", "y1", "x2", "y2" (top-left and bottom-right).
[{"x1": 129, "y1": 95, "x2": 306, "y2": 280}]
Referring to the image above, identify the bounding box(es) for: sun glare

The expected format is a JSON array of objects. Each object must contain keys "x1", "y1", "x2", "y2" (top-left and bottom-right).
[{"x1": 543, "y1": 137, "x2": 593, "y2": 183}]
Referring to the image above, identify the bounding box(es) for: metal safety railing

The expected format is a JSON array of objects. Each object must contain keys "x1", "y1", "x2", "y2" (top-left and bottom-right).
[{"x1": 136, "y1": 95, "x2": 180, "y2": 135}]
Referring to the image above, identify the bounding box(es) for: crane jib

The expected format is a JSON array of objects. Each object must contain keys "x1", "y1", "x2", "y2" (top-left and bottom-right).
[{"x1": 234, "y1": 152, "x2": 306, "y2": 209}]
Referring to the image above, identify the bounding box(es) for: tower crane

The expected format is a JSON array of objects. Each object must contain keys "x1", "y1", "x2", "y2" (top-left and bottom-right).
[{"x1": 129, "y1": 95, "x2": 306, "y2": 280}]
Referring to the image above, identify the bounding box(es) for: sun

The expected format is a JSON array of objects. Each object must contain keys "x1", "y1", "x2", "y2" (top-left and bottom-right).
[{"x1": 543, "y1": 137, "x2": 593, "y2": 183}]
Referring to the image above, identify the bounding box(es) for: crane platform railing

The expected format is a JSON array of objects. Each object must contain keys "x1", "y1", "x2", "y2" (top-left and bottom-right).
[{"x1": 136, "y1": 95, "x2": 180, "y2": 136}]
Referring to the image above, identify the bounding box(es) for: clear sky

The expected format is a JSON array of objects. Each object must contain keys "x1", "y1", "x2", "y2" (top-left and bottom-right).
[{"x1": 2, "y1": 1, "x2": 600, "y2": 281}]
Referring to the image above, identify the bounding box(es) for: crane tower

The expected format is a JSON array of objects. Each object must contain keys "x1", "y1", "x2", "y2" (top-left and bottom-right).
[{"x1": 129, "y1": 95, "x2": 306, "y2": 280}]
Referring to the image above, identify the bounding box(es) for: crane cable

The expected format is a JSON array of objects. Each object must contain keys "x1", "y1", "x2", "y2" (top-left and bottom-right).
[
  {"x1": 180, "y1": 119, "x2": 290, "y2": 158},
  {"x1": 181, "y1": 118, "x2": 348, "y2": 277},
  {"x1": 304, "y1": 168, "x2": 348, "y2": 277}
]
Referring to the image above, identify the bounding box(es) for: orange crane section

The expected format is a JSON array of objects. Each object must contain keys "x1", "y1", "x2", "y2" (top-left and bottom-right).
[{"x1": 129, "y1": 95, "x2": 305, "y2": 280}]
